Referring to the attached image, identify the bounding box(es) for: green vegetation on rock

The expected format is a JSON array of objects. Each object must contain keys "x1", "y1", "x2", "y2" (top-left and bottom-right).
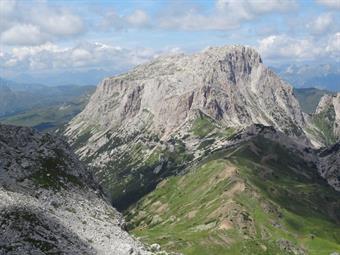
[
  {"x1": 311, "y1": 106, "x2": 337, "y2": 146},
  {"x1": 191, "y1": 114, "x2": 218, "y2": 138},
  {"x1": 98, "y1": 136, "x2": 194, "y2": 210},
  {"x1": 126, "y1": 136, "x2": 340, "y2": 255},
  {"x1": 30, "y1": 151, "x2": 83, "y2": 190}
]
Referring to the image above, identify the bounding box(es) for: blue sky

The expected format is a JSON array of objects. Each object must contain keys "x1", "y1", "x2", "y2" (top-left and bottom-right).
[{"x1": 0, "y1": 0, "x2": 339, "y2": 83}]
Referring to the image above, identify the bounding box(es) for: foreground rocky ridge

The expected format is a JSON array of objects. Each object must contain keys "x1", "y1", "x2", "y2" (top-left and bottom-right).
[{"x1": 0, "y1": 124, "x2": 156, "y2": 255}]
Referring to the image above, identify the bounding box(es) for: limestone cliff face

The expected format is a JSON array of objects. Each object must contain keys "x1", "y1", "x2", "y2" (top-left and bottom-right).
[
  {"x1": 66, "y1": 45, "x2": 306, "y2": 142},
  {"x1": 316, "y1": 93, "x2": 340, "y2": 138},
  {"x1": 0, "y1": 124, "x2": 151, "y2": 255}
]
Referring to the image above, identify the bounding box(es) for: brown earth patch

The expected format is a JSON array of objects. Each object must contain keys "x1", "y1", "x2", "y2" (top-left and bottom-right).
[
  {"x1": 156, "y1": 203, "x2": 169, "y2": 214},
  {"x1": 157, "y1": 179, "x2": 168, "y2": 188},
  {"x1": 187, "y1": 210, "x2": 198, "y2": 219},
  {"x1": 208, "y1": 163, "x2": 237, "y2": 186},
  {"x1": 218, "y1": 219, "x2": 233, "y2": 230},
  {"x1": 224, "y1": 181, "x2": 245, "y2": 196}
]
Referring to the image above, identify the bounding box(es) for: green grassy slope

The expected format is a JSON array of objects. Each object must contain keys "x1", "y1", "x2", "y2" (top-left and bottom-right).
[
  {"x1": 312, "y1": 107, "x2": 337, "y2": 145},
  {"x1": 126, "y1": 136, "x2": 340, "y2": 255}
]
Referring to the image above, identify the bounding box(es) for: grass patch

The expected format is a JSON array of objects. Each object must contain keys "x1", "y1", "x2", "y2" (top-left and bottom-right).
[
  {"x1": 191, "y1": 114, "x2": 217, "y2": 138},
  {"x1": 312, "y1": 106, "x2": 336, "y2": 145}
]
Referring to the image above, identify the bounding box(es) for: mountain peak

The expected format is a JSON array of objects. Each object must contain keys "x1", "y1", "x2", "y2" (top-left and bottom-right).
[
  {"x1": 67, "y1": 44, "x2": 304, "y2": 141},
  {"x1": 117, "y1": 44, "x2": 262, "y2": 85},
  {"x1": 201, "y1": 44, "x2": 262, "y2": 61}
]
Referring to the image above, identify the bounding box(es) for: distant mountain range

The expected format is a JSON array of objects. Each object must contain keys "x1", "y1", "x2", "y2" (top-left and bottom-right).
[
  {"x1": 293, "y1": 87, "x2": 336, "y2": 113},
  {"x1": 3, "y1": 60, "x2": 339, "y2": 92},
  {"x1": 3, "y1": 69, "x2": 115, "y2": 87},
  {"x1": 0, "y1": 77, "x2": 95, "y2": 131},
  {"x1": 273, "y1": 63, "x2": 340, "y2": 92}
]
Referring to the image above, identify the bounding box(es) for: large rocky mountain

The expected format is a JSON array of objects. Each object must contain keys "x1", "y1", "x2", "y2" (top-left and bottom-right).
[
  {"x1": 0, "y1": 124, "x2": 156, "y2": 255},
  {"x1": 65, "y1": 46, "x2": 317, "y2": 207},
  {"x1": 62, "y1": 45, "x2": 340, "y2": 254},
  {"x1": 67, "y1": 46, "x2": 306, "y2": 139}
]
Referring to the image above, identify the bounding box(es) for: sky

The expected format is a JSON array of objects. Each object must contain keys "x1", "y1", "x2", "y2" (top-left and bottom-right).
[{"x1": 0, "y1": 0, "x2": 339, "y2": 85}]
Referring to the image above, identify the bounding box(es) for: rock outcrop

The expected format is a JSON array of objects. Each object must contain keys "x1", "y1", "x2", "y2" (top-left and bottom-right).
[
  {"x1": 315, "y1": 94, "x2": 340, "y2": 187},
  {"x1": 316, "y1": 93, "x2": 340, "y2": 138},
  {"x1": 318, "y1": 142, "x2": 340, "y2": 191},
  {"x1": 0, "y1": 124, "x2": 151, "y2": 255},
  {"x1": 305, "y1": 93, "x2": 340, "y2": 146}
]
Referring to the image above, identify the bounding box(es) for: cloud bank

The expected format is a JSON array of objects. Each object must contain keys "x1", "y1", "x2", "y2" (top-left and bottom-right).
[
  {"x1": 0, "y1": 0, "x2": 339, "y2": 81},
  {"x1": 0, "y1": 0, "x2": 85, "y2": 46}
]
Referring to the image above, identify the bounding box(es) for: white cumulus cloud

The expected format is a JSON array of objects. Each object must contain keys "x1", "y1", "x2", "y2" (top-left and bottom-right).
[
  {"x1": 126, "y1": 10, "x2": 149, "y2": 27},
  {"x1": 316, "y1": 0, "x2": 340, "y2": 9},
  {"x1": 100, "y1": 9, "x2": 150, "y2": 30},
  {"x1": 158, "y1": 0, "x2": 297, "y2": 30},
  {"x1": 326, "y1": 32, "x2": 340, "y2": 58},
  {"x1": 0, "y1": 24, "x2": 46, "y2": 46},
  {"x1": 216, "y1": 0, "x2": 297, "y2": 16},
  {"x1": 257, "y1": 33, "x2": 339, "y2": 62},
  {"x1": 0, "y1": 0, "x2": 16, "y2": 17},
  {"x1": 0, "y1": 1, "x2": 85, "y2": 46},
  {"x1": 0, "y1": 42, "x2": 180, "y2": 73},
  {"x1": 258, "y1": 35, "x2": 320, "y2": 60},
  {"x1": 31, "y1": 8, "x2": 85, "y2": 37},
  {"x1": 100, "y1": 0, "x2": 297, "y2": 31},
  {"x1": 307, "y1": 12, "x2": 335, "y2": 34}
]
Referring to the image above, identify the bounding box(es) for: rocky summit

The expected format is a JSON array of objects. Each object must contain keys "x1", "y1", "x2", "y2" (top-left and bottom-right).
[
  {"x1": 0, "y1": 124, "x2": 157, "y2": 255},
  {"x1": 66, "y1": 45, "x2": 306, "y2": 141}
]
